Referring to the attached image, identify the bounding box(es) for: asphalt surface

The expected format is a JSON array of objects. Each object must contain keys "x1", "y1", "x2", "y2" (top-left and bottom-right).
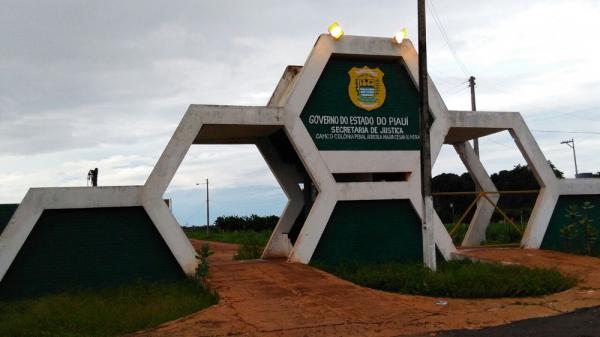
[{"x1": 423, "y1": 305, "x2": 600, "y2": 337}]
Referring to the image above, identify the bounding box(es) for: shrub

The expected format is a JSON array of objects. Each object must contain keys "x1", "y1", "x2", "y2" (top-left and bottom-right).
[
  {"x1": 234, "y1": 236, "x2": 264, "y2": 260},
  {"x1": 560, "y1": 202, "x2": 599, "y2": 255},
  {"x1": 195, "y1": 243, "x2": 213, "y2": 289},
  {"x1": 485, "y1": 222, "x2": 525, "y2": 245},
  {"x1": 314, "y1": 259, "x2": 576, "y2": 298}
]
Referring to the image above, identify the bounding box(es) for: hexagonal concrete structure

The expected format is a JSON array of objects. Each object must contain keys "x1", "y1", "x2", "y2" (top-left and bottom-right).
[{"x1": 2, "y1": 35, "x2": 600, "y2": 296}]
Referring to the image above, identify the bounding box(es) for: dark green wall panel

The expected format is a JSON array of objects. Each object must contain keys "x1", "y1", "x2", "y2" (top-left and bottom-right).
[
  {"x1": 541, "y1": 195, "x2": 600, "y2": 255},
  {"x1": 311, "y1": 200, "x2": 423, "y2": 265},
  {"x1": 0, "y1": 204, "x2": 19, "y2": 234},
  {"x1": 0, "y1": 207, "x2": 185, "y2": 299}
]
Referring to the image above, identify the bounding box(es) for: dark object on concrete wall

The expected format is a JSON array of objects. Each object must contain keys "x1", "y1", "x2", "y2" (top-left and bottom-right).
[{"x1": 87, "y1": 168, "x2": 98, "y2": 187}]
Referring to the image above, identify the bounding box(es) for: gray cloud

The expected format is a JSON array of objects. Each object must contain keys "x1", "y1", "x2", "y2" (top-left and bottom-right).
[{"x1": 1, "y1": 0, "x2": 600, "y2": 214}]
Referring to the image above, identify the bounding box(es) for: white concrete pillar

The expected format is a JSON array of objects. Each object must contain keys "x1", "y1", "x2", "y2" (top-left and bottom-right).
[{"x1": 454, "y1": 142, "x2": 498, "y2": 246}]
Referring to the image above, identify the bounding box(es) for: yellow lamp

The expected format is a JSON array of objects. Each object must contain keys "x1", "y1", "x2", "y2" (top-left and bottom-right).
[
  {"x1": 393, "y1": 28, "x2": 408, "y2": 44},
  {"x1": 328, "y1": 22, "x2": 344, "y2": 40}
]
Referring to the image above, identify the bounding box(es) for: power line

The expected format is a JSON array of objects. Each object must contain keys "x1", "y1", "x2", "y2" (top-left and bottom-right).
[
  {"x1": 445, "y1": 87, "x2": 469, "y2": 98},
  {"x1": 485, "y1": 138, "x2": 515, "y2": 149},
  {"x1": 531, "y1": 130, "x2": 600, "y2": 135},
  {"x1": 427, "y1": 0, "x2": 470, "y2": 76},
  {"x1": 441, "y1": 82, "x2": 468, "y2": 94}
]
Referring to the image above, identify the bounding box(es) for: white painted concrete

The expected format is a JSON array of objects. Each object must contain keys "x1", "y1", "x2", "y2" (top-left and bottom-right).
[
  {"x1": 454, "y1": 142, "x2": 498, "y2": 246},
  {"x1": 4, "y1": 34, "x2": 599, "y2": 284},
  {"x1": 0, "y1": 186, "x2": 198, "y2": 283},
  {"x1": 321, "y1": 151, "x2": 420, "y2": 174}
]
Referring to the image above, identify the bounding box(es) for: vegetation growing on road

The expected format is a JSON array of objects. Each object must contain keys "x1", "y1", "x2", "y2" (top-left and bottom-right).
[
  {"x1": 233, "y1": 235, "x2": 265, "y2": 260},
  {"x1": 185, "y1": 229, "x2": 271, "y2": 246},
  {"x1": 314, "y1": 259, "x2": 576, "y2": 298},
  {"x1": 184, "y1": 215, "x2": 275, "y2": 260},
  {"x1": 0, "y1": 279, "x2": 217, "y2": 337}
]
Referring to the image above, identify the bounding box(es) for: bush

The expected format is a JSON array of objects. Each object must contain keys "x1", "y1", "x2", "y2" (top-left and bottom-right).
[
  {"x1": 234, "y1": 236, "x2": 264, "y2": 260},
  {"x1": 445, "y1": 222, "x2": 525, "y2": 246},
  {"x1": 560, "y1": 202, "x2": 599, "y2": 256},
  {"x1": 485, "y1": 222, "x2": 525, "y2": 245},
  {"x1": 195, "y1": 243, "x2": 213, "y2": 290},
  {"x1": 214, "y1": 214, "x2": 279, "y2": 232},
  {"x1": 314, "y1": 259, "x2": 576, "y2": 298}
]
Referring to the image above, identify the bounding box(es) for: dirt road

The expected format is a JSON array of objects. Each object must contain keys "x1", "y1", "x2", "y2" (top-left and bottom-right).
[{"x1": 130, "y1": 242, "x2": 600, "y2": 337}]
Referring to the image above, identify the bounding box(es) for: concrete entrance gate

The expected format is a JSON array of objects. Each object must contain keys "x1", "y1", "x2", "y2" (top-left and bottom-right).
[{"x1": 1, "y1": 34, "x2": 600, "y2": 298}]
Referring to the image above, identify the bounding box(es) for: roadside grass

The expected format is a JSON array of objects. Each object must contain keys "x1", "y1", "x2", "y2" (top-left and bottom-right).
[
  {"x1": 313, "y1": 259, "x2": 576, "y2": 298},
  {"x1": 446, "y1": 222, "x2": 525, "y2": 246},
  {"x1": 185, "y1": 229, "x2": 271, "y2": 246},
  {"x1": 185, "y1": 229, "x2": 270, "y2": 260},
  {"x1": 0, "y1": 279, "x2": 217, "y2": 337}
]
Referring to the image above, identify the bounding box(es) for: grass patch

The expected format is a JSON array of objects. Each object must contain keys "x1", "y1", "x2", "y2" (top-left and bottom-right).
[
  {"x1": 313, "y1": 259, "x2": 576, "y2": 298},
  {"x1": 446, "y1": 222, "x2": 525, "y2": 246},
  {"x1": 0, "y1": 279, "x2": 217, "y2": 337},
  {"x1": 185, "y1": 230, "x2": 271, "y2": 260},
  {"x1": 233, "y1": 235, "x2": 265, "y2": 260},
  {"x1": 185, "y1": 229, "x2": 271, "y2": 246}
]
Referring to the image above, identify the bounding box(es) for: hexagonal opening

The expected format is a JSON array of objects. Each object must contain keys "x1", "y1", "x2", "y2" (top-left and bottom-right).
[
  {"x1": 434, "y1": 127, "x2": 560, "y2": 247},
  {"x1": 163, "y1": 124, "x2": 316, "y2": 258}
]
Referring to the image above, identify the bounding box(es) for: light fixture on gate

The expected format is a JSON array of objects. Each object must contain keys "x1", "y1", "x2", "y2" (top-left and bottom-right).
[
  {"x1": 393, "y1": 28, "x2": 408, "y2": 44},
  {"x1": 328, "y1": 22, "x2": 344, "y2": 40}
]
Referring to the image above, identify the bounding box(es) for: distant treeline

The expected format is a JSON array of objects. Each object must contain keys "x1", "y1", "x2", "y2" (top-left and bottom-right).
[
  {"x1": 183, "y1": 162, "x2": 565, "y2": 231},
  {"x1": 183, "y1": 215, "x2": 279, "y2": 232},
  {"x1": 433, "y1": 162, "x2": 564, "y2": 224}
]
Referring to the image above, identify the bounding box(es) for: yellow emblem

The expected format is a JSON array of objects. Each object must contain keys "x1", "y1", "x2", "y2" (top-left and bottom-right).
[{"x1": 348, "y1": 66, "x2": 386, "y2": 111}]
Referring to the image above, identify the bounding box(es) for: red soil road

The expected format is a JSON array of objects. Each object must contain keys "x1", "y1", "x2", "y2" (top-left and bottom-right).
[{"x1": 130, "y1": 241, "x2": 600, "y2": 337}]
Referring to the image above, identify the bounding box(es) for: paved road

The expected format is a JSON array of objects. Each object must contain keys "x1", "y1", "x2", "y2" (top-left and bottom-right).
[
  {"x1": 418, "y1": 305, "x2": 600, "y2": 337},
  {"x1": 130, "y1": 242, "x2": 600, "y2": 337}
]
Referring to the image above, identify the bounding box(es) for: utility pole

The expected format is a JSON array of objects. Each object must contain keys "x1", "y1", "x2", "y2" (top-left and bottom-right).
[
  {"x1": 468, "y1": 76, "x2": 478, "y2": 157},
  {"x1": 418, "y1": 0, "x2": 436, "y2": 271},
  {"x1": 197, "y1": 179, "x2": 210, "y2": 233},
  {"x1": 561, "y1": 139, "x2": 579, "y2": 177},
  {"x1": 206, "y1": 178, "x2": 210, "y2": 233}
]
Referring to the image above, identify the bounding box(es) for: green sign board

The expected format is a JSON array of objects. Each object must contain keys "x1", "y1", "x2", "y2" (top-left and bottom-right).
[{"x1": 300, "y1": 55, "x2": 421, "y2": 151}]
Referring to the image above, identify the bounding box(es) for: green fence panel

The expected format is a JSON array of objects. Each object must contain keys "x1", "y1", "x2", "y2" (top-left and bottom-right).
[
  {"x1": 311, "y1": 200, "x2": 423, "y2": 265},
  {"x1": 0, "y1": 204, "x2": 19, "y2": 234},
  {"x1": 0, "y1": 207, "x2": 185, "y2": 300},
  {"x1": 541, "y1": 195, "x2": 600, "y2": 255}
]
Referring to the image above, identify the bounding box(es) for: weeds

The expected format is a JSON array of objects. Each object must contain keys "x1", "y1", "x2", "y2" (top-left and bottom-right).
[
  {"x1": 234, "y1": 236, "x2": 264, "y2": 260},
  {"x1": 0, "y1": 279, "x2": 217, "y2": 337},
  {"x1": 560, "y1": 202, "x2": 599, "y2": 255},
  {"x1": 313, "y1": 259, "x2": 576, "y2": 298},
  {"x1": 446, "y1": 222, "x2": 524, "y2": 246},
  {"x1": 195, "y1": 243, "x2": 213, "y2": 289},
  {"x1": 186, "y1": 230, "x2": 271, "y2": 246}
]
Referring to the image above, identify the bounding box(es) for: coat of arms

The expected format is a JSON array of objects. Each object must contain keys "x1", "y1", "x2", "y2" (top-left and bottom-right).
[{"x1": 348, "y1": 66, "x2": 386, "y2": 111}]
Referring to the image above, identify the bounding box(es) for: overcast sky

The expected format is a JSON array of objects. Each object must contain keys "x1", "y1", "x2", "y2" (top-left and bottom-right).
[{"x1": 2, "y1": 0, "x2": 600, "y2": 225}]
